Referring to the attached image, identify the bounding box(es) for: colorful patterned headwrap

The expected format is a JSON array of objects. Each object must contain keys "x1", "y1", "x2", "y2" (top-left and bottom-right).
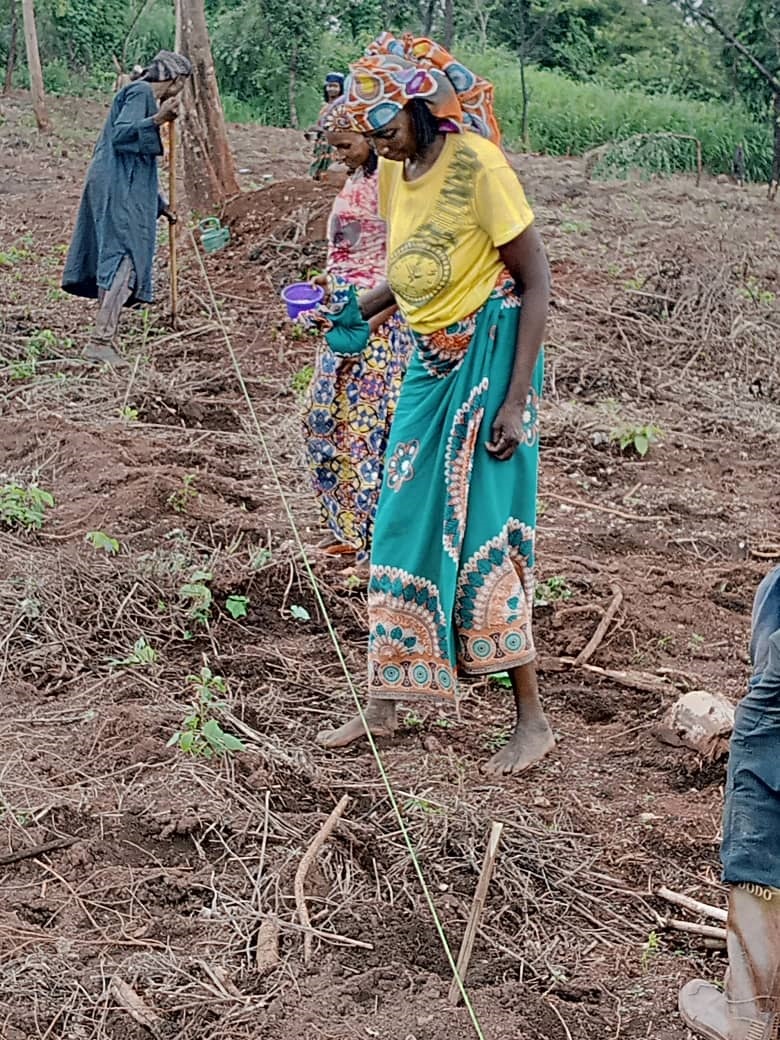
[
  {"x1": 142, "y1": 50, "x2": 193, "y2": 83},
  {"x1": 320, "y1": 98, "x2": 361, "y2": 134},
  {"x1": 344, "y1": 33, "x2": 500, "y2": 145}
]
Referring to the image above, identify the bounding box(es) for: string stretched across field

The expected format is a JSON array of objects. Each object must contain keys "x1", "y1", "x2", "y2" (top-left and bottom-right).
[{"x1": 188, "y1": 230, "x2": 488, "y2": 1040}]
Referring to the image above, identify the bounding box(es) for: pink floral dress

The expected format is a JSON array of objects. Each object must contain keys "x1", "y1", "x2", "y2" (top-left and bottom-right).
[{"x1": 302, "y1": 169, "x2": 412, "y2": 560}]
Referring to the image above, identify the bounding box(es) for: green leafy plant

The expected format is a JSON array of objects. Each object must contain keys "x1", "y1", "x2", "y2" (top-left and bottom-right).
[
  {"x1": 85, "y1": 530, "x2": 120, "y2": 555},
  {"x1": 168, "y1": 474, "x2": 199, "y2": 514},
  {"x1": 0, "y1": 484, "x2": 54, "y2": 531},
  {"x1": 491, "y1": 671, "x2": 513, "y2": 689},
  {"x1": 179, "y1": 570, "x2": 214, "y2": 627},
  {"x1": 610, "y1": 423, "x2": 663, "y2": 458},
  {"x1": 119, "y1": 406, "x2": 139, "y2": 421},
  {"x1": 535, "y1": 576, "x2": 573, "y2": 607},
  {"x1": 403, "y1": 711, "x2": 424, "y2": 730},
  {"x1": 7, "y1": 328, "x2": 68, "y2": 380},
  {"x1": 167, "y1": 666, "x2": 246, "y2": 758},
  {"x1": 484, "y1": 728, "x2": 511, "y2": 753},
  {"x1": 250, "y1": 548, "x2": 272, "y2": 570},
  {"x1": 0, "y1": 245, "x2": 30, "y2": 267},
  {"x1": 290, "y1": 604, "x2": 311, "y2": 622},
  {"x1": 291, "y1": 364, "x2": 314, "y2": 398},
  {"x1": 641, "y1": 930, "x2": 661, "y2": 971},
  {"x1": 225, "y1": 594, "x2": 250, "y2": 620},
  {"x1": 109, "y1": 637, "x2": 157, "y2": 668}
]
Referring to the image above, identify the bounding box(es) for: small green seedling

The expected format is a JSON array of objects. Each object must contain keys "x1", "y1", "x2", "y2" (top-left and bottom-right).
[
  {"x1": 610, "y1": 423, "x2": 663, "y2": 458},
  {"x1": 179, "y1": 570, "x2": 213, "y2": 626},
  {"x1": 86, "y1": 530, "x2": 121, "y2": 555},
  {"x1": 535, "y1": 576, "x2": 572, "y2": 607},
  {"x1": 403, "y1": 711, "x2": 424, "y2": 730},
  {"x1": 167, "y1": 666, "x2": 246, "y2": 758},
  {"x1": 290, "y1": 604, "x2": 311, "y2": 622},
  {"x1": 484, "y1": 728, "x2": 510, "y2": 753},
  {"x1": 168, "y1": 474, "x2": 199, "y2": 513},
  {"x1": 0, "y1": 483, "x2": 54, "y2": 531},
  {"x1": 291, "y1": 364, "x2": 314, "y2": 398},
  {"x1": 109, "y1": 636, "x2": 157, "y2": 668},
  {"x1": 225, "y1": 594, "x2": 250, "y2": 620},
  {"x1": 641, "y1": 930, "x2": 661, "y2": 971},
  {"x1": 434, "y1": 717, "x2": 456, "y2": 730},
  {"x1": 250, "y1": 548, "x2": 272, "y2": 570},
  {"x1": 119, "y1": 406, "x2": 139, "y2": 421}
]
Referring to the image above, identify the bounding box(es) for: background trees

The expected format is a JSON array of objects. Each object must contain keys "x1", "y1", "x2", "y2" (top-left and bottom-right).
[{"x1": 1, "y1": 0, "x2": 777, "y2": 182}]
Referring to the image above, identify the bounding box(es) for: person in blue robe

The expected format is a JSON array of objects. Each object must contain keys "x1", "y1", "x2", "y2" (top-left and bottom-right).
[{"x1": 62, "y1": 50, "x2": 192, "y2": 366}]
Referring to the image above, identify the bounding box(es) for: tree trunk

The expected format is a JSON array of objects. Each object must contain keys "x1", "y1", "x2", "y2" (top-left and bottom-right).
[
  {"x1": 20, "y1": 0, "x2": 50, "y2": 132},
  {"x1": 443, "y1": 0, "x2": 454, "y2": 49},
  {"x1": 288, "y1": 44, "x2": 299, "y2": 129},
  {"x1": 519, "y1": 47, "x2": 530, "y2": 150},
  {"x1": 770, "y1": 91, "x2": 780, "y2": 201},
  {"x1": 4, "y1": 0, "x2": 18, "y2": 94},
  {"x1": 177, "y1": 0, "x2": 240, "y2": 213},
  {"x1": 423, "y1": 0, "x2": 436, "y2": 36}
]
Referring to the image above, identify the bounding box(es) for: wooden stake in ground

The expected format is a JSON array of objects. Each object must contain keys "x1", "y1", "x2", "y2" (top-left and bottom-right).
[
  {"x1": 20, "y1": 0, "x2": 50, "y2": 132},
  {"x1": 448, "y1": 820, "x2": 504, "y2": 1006},
  {"x1": 168, "y1": 121, "x2": 179, "y2": 326},
  {"x1": 656, "y1": 885, "x2": 728, "y2": 923},
  {"x1": 294, "y1": 794, "x2": 349, "y2": 966}
]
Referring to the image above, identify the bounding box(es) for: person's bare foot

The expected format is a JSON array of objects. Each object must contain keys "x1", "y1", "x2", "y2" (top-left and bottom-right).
[
  {"x1": 317, "y1": 698, "x2": 397, "y2": 749},
  {"x1": 482, "y1": 718, "x2": 555, "y2": 776}
]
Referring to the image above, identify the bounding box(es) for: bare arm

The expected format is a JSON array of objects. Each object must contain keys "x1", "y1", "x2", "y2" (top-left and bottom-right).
[
  {"x1": 487, "y1": 224, "x2": 551, "y2": 461},
  {"x1": 358, "y1": 281, "x2": 396, "y2": 320}
]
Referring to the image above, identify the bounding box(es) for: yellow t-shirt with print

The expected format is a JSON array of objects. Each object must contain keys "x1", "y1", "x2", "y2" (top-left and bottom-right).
[{"x1": 378, "y1": 132, "x2": 534, "y2": 334}]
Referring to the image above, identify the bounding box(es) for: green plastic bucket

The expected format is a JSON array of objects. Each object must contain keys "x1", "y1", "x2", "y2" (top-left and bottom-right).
[{"x1": 199, "y1": 217, "x2": 230, "y2": 253}]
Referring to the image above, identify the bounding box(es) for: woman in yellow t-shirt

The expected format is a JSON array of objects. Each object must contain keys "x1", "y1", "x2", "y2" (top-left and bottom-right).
[{"x1": 317, "y1": 34, "x2": 553, "y2": 777}]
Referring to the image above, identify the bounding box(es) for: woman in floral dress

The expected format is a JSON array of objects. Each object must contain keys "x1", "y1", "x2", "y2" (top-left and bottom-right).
[{"x1": 301, "y1": 100, "x2": 412, "y2": 566}]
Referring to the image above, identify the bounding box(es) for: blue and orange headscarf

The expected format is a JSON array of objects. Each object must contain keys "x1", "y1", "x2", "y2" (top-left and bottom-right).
[{"x1": 344, "y1": 33, "x2": 500, "y2": 145}]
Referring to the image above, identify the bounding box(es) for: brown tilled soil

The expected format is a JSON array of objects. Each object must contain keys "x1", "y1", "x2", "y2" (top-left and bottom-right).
[{"x1": 1, "y1": 92, "x2": 779, "y2": 1040}]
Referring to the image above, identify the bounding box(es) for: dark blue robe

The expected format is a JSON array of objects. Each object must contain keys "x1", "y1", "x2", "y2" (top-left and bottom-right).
[{"x1": 62, "y1": 81, "x2": 165, "y2": 304}]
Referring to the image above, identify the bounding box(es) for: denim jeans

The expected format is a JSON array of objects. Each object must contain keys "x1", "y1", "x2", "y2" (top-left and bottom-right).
[{"x1": 722, "y1": 567, "x2": 780, "y2": 888}]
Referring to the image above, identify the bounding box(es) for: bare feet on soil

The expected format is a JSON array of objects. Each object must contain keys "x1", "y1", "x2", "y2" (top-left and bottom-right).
[
  {"x1": 482, "y1": 718, "x2": 555, "y2": 776},
  {"x1": 317, "y1": 698, "x2": 397, "y2": 749}
]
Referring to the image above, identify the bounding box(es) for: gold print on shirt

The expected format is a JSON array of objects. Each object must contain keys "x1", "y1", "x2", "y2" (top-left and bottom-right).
[{"x1": 388, "y1": 140, "x2": 480, "y2": 307}]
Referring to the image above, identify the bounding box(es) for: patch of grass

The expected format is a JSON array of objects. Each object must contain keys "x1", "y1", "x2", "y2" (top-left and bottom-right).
[{"x1": 461, "y1": 48, "x2": 770, "y2": 180}]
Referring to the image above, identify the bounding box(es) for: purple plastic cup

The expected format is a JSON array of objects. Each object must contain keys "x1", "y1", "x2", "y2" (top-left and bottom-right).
[{"x1": 281, "y1": 282, "x2": 324, "y2": 319}]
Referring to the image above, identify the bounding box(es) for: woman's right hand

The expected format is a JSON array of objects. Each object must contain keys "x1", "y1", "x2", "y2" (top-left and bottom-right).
[{"x1": 155, "y1": 96, "x2": 181, "y2": 125}]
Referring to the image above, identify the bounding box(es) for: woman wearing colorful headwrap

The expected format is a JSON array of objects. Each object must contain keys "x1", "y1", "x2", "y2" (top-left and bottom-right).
[
  {"x1": 317, "y1": 35, "x2": 553, "y2": 777},
  {"x1": 301, "y1": 99, "x2": 413, "y2": 568},
  {"x1": 307, "y1": 72, "x2": 345, "y2": 180}
]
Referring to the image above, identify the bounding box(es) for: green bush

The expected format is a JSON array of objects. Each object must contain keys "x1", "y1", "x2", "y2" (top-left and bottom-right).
[{"x1": 462, "y1": 48, "x2": 771, "y2": 181}]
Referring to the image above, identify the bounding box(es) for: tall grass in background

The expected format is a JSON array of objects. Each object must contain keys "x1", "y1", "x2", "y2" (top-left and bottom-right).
[{"x1": 462, "y1": 47, "x2": 770, "y2": 180}]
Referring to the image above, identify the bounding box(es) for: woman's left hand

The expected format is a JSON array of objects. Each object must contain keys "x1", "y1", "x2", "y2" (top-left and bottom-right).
[{"x1": 486, "y1": 400, "x2": 525, "y2": 461}]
